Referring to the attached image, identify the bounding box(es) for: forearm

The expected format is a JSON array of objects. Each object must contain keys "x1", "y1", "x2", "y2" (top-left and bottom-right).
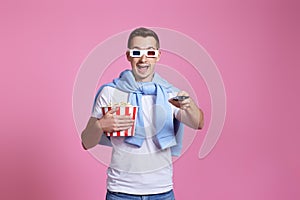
[{"x1": 81, "y1": 117, "x2": 103, "y2": 150}]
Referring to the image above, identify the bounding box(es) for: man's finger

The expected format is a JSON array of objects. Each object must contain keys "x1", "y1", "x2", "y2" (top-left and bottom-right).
[
  {"x1": 106, "y1": 107, "x2": 119, "y2": 115},
  {"x1": 115, "y1": 116, "x2": 135, "y2": 124},
  {"x1": 168, "y1": 99, "x2": 180, "y2": 108}
]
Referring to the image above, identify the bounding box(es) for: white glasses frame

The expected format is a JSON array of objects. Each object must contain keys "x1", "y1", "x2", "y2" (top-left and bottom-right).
[{"x1": 128, "y1": 49, "x2": 159, "y2": 58}]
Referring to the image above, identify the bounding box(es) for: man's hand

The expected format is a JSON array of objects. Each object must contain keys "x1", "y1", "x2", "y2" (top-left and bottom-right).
[
  {"x1": 99, "y1": 107, "x2": 135, "y2": 133},
  {"x1": 168, "y1": 91, "x2": 191, "y2": 110},
  {"x1": 169, "y1": 91, "x2": 204, "y2": 129},
  {"x1": 81, "y1": 108, "x2": 134, "y2": 150}
]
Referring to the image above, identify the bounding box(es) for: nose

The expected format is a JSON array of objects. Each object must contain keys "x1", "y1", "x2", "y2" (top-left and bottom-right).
[{"x1": 140, "y1": 54, "x2": 147, "y2": 62}]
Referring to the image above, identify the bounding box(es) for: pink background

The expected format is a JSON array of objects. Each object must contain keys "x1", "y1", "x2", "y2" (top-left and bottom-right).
[{"x1": 1, "y1": 0, "x2": 299, "y2": 199}]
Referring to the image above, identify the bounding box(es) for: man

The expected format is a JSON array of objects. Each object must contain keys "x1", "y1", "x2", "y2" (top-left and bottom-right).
[{"x1": 81, "y1": 27, "x2": 204, "y2": 200}]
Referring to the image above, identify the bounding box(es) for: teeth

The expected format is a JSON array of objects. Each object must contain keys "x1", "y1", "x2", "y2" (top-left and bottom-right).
[{"x1": 137, "y1": 64, "x2": 149, "y2": 68}]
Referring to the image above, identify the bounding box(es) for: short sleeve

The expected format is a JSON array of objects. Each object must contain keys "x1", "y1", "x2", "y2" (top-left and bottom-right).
[{"x1": 91, "y1": 86, "x2": 111, "y2": 119}]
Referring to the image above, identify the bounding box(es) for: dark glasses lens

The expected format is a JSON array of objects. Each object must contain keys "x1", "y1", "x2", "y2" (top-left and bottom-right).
[
  {"x1": 132, "y1": 50, "x2": 141, "y2": 56},
  {"x1": 147, "y1": 50, "x2": 156, "y2": 56}
]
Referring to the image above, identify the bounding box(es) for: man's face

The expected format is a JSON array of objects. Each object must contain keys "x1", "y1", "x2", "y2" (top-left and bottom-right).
[{"x1": 127, "y1": 36, "x2": 160, "y2": 82}]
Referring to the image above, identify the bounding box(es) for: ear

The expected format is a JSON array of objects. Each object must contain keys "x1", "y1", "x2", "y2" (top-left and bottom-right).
[
  {"x1": 156, "y1": 50, "x2": 161, "y2": 62},
  {"x1": 126, "y1": 51, "x2": 131, "y2": 61}
]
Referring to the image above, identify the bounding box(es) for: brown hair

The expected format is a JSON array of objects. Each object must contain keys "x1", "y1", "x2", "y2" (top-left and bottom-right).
[{"x1": 127, "y1": 27, "x2": 160, "y2": 49}]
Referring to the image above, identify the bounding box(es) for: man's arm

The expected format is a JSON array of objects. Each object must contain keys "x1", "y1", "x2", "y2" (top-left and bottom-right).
[
  {"x1": 81, "y1": 117, "x2": 103, "y2": 150},
  {"x1": 169, "y1": 91, "x2": 204, "y2": 129},
  {"x1": 81, "y1": 108, "x2": 134, "y2": 150}
]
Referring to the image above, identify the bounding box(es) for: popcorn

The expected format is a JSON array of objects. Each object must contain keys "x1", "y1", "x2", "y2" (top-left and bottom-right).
[
  {"x1": 107, "y1": 101, "x2": 132, "y2": 107},
  {"x1": 101, "y1": 103, "x2": 138, "y2": 137}
]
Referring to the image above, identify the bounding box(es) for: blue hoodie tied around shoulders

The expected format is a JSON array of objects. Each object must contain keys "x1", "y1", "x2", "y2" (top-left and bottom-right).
[{"x1": 93, "y1": 69, "x2": 184, "y2": 156}]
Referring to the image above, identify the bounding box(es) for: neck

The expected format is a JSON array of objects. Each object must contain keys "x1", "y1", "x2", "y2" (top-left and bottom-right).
[{"x1": 135, "y1": 74, "x2": 155, "y2": 83}]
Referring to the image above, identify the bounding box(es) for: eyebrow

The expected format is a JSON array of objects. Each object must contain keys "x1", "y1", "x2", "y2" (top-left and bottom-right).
[{"x1": 131, "y1": 46, "x2": 156, "y2": 50}]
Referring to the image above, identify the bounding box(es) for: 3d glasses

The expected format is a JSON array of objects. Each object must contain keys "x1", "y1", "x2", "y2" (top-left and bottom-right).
[{"x1": 129, "y1": 49, "x2": 159, "y2": 58}]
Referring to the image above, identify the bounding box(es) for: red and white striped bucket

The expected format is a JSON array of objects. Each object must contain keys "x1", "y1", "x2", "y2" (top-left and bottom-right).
[{"x1": 101, "y1": 106, "x2": 138, "y2": 136}]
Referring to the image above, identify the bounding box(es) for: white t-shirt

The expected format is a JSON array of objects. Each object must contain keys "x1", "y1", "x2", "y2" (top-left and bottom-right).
[{"x1": 92, "y1": 86, "x2": 179, "y2": 195}]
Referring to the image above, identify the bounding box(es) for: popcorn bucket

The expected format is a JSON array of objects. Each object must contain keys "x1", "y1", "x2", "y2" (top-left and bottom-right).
[{"x1": 101, "y1": 106, "x2": 138, "y2": 136}]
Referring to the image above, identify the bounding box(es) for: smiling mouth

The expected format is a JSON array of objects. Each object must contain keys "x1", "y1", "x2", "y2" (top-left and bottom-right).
[
  {"x1": 137, "y1": 64, "x2": 150, "y2": 73},
  {"x1": 137, "y1": 64, "x2": 149, "y2": 68}
]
